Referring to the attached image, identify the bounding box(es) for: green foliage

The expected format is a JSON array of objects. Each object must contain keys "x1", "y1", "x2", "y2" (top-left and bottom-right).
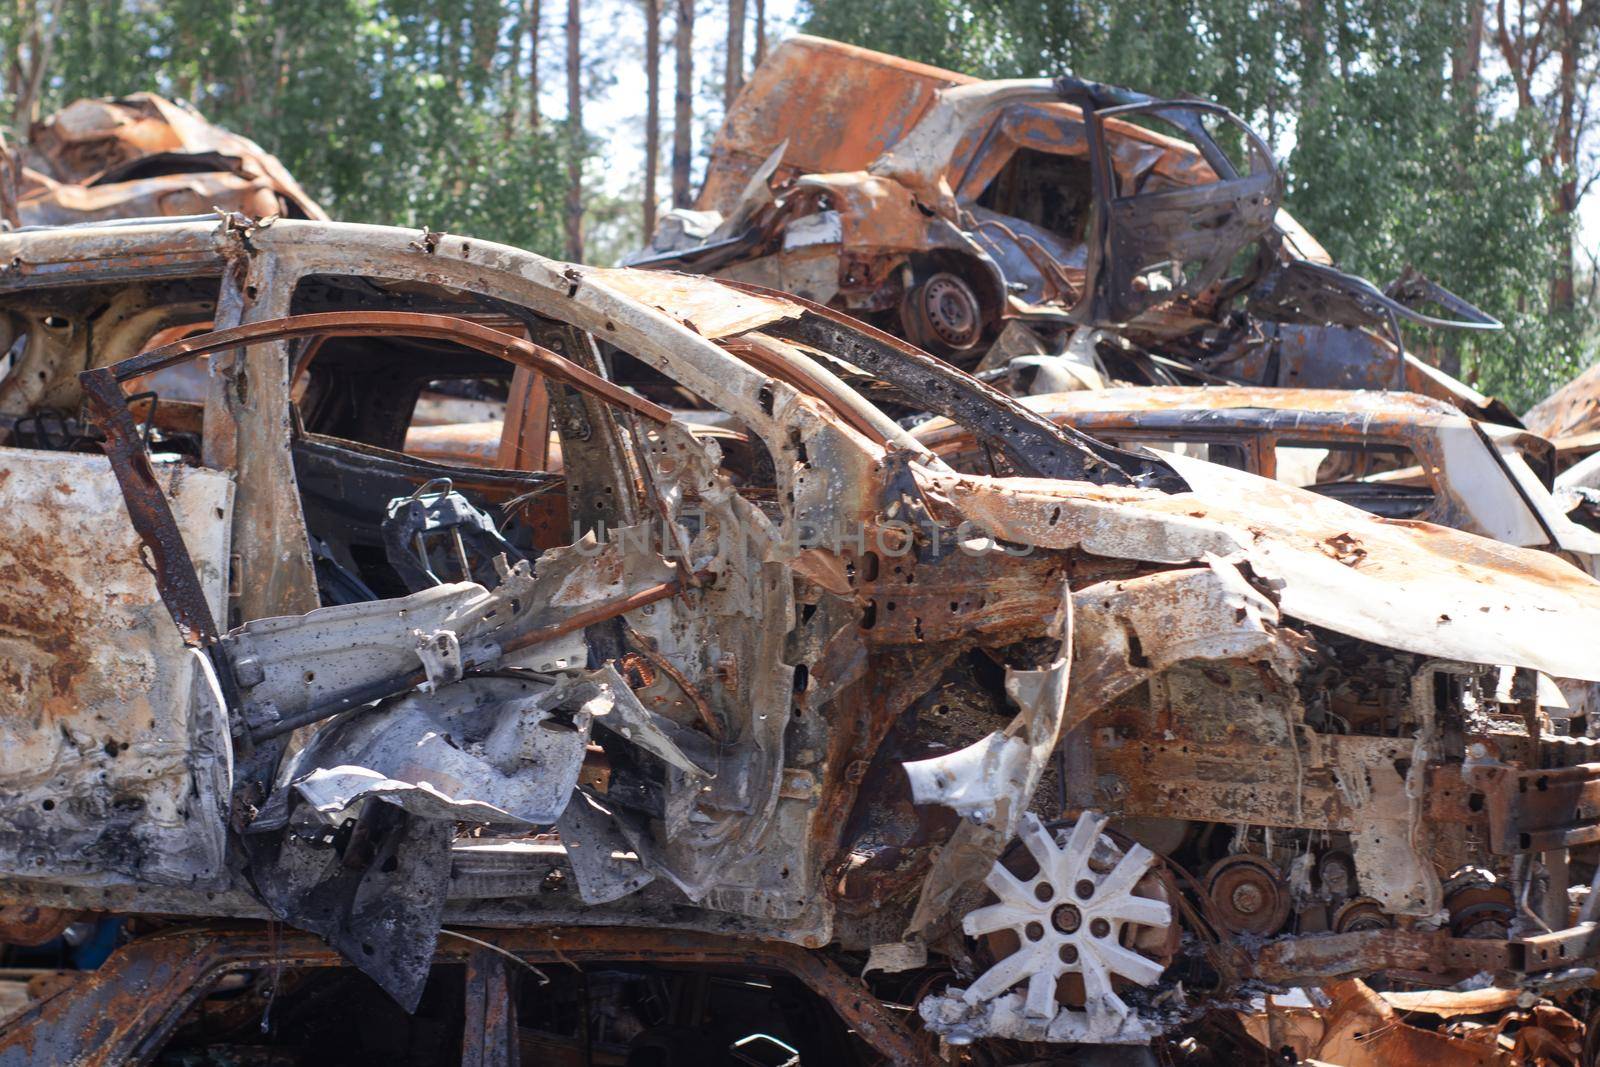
[
  {"x1": 803, "y1": 0, "x2": 1004, "y2": 75},
  {"x1": 803, "y1": 0, "x2": 1593, "y2": 410}
]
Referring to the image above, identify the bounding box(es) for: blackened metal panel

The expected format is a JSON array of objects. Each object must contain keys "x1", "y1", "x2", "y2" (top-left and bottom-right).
[{"x1": 0, "y1": 446, "x2": 233, "y2": 887}]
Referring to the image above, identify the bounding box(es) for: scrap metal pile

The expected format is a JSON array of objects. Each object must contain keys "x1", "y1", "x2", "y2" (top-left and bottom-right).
[
  {"x1": 2, "y1": 39, "x2": 1600, "y2": 1067},
  {"x1": 0, "y1": 92, "x2": 325, "y2": 229}
]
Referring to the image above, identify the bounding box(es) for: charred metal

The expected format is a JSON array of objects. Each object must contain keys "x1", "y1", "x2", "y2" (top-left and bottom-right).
[
  {"x1": 1, "y1": 58, "x2": 1600, "y2": 1067},
  {"x1": 634, "y1": 37, "x2": 1513, "y2": 425}
]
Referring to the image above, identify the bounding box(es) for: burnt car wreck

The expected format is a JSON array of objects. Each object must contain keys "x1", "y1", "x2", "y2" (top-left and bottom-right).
[
  {"x1": 0, "y1": 213, "x2": 1598, "y2": 1064},
  {"x1": 632, "y1": 37, "x2": 1511, "y2": 426},
  {"x1": 1, "y1": 92, "x2": 325, "y2": 230}
]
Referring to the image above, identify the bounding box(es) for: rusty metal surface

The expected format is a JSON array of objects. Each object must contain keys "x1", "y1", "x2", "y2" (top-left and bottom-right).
[
  {"x1": 1249, "y1": 929, "x2": 1514, "y2": 984},
  {"x1": 0, "y1": 905, "x2": 77, "y2": 946},
  {"x1": 584, "y1": 265, "x2": 802, "y2": 338},
  {"x1": 1094, "y1": 736, "x2": 1476, "y2": 833},
  {"x1": 1242, "y1": 978, "x2": 1586, "y2": 1065},
  {"x1": 9, "y1": 216, "x2": 1600, "y2": 1056},
  {"x1": 920, "y1": 454, "x2": 1600, "y2": 682},
  {"x1": 701, "y1": 35, "x2": 971, "y2": 215},
  {"x1": 1472, "y1": 761, "x2": 1600, "y2": 854},
  {"x1": 910, "y1": 384, "x2": 1463, "y2": 459},
  {"x1": 914, "y1": 384, "x2": 1600, "y2": 566},
  {"x1": 460, "y1": 946, "x2": 519, "y2": 1067},
  {"x1": 747, "y1": 285, "x2": 1179, "y2": 485},
  {"x1": 1527, "y1": 358, "x2": 1600, "y2": 442},
  {"x1": 942, "y1": 384, "x2": 1466, "y2": 421},
  {"x1": 0, "y1": 443, "x2": 232, "y2": 887},
  {"x1": 0, "y1": 923, "x2": 932, "y2": 1067},
  {"x1": 79, "y1": 368, "x2": 224, "y2": 649},
  {"x1": 407, "y1": 419, "x2": 504, "y2": 466},
  {"x1": 16, "y1": 93, "x2": 325, "y2": 226},
  {"x1": 645, "y1": 36, "x2": 1505, "y2": 422},
  {"x1": 1147, "y1": 455, "x2": 1600, "y2": 679},
  {"x1": 203, "y1": 245, "x2": 321, "y2": 634},
  {"x1": 1282, "y1": 979, "x2": 1510, "y2": 1066}
]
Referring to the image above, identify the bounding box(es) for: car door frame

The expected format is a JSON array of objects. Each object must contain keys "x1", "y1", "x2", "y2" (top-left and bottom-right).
[{"x1": 1061, "y1": 81, "x2": 1285, "y2": 326}]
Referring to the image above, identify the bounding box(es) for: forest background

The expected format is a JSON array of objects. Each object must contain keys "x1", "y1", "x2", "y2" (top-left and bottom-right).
[{"x1": 6, "y1": 0, "x2": 1598, "y2": 407}]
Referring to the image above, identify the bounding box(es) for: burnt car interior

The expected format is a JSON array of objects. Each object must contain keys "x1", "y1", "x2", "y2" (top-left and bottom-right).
[{"x1": 972, "y1": 146, "x2": 1094, "y2": 246}]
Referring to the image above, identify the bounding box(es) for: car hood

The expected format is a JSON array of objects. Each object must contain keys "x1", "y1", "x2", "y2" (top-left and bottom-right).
[{"x1": 920, "y1": 451, "x2": 1600, "y2": 682}]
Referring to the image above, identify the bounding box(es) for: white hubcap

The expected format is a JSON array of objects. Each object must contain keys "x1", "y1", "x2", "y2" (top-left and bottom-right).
[{"x1": 962, "y1": 811, "x2": 1173, "y2": 1027}]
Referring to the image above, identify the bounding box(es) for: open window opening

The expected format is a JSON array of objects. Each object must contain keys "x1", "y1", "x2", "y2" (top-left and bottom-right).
[
  {"x1": 1274, "y1": 440, "x2": 1434, "y2": 519},
  {"x1": 974, "y1": 146, "x2": 1094, "y2": 244},
  {"x1": 0, "y1": 280, "x2": 218, "y2": 460},
  {"x1": 1111, "y1": 435, "x2": 1251, "y2": 471},
  {"x1": 289, "y1": 331, "x2": 565, "y2": 604}
]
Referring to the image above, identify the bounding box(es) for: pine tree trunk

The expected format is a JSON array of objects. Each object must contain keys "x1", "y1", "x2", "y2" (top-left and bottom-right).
[
  {"x1": 753, "y1": 0, "x2": 765, "y2": 65},
  {"x1": 644, "y1": 0, "x2": 661, "y2": 239},
  {"x1": 528, "y1": 0, "x2": 541, "y2": 128},
  {"x1": 1552, "y1": 13, "x2": 1580, "y2": 312},
  {"x1": 505, "y1": 0, "x2": 524, "y2": 140},
  {"x1": 11, "y1": 0, "x2": 67, "y2": 137},
  {"x1": 725, "y1": 0, "x2": 745, "y2": 106},
  {"x1": 1452, "y1": 0, "x2": 1484, "y2": 115},
  {"x1": 0, "y1": 128, "x2": 18, "y2": 228},
  {"x1": 672, "y1": 0, "x2": 694, "y2": 208},
  {"x1": 564, "y1": 0, "x2": 583, "y2": 261}
]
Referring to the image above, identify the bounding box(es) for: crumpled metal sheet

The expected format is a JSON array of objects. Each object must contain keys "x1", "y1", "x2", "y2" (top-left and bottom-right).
[
  {"x1": 1526, "y1": 357, "x2": 1600, "y2": 443},
  {"x1": 248, "y1": 800, "x2": 452, "y2": 1014},
  {"x1": 262, "y1": 677, "x2": 598, "y2": 829},
  {"x1": 919, "y1": 983, "x2": 1167, "y2": 1046},
  {"x1": 1063, "y1": 557, "x2": 1290, "y2": 734},
  {"x1": 903, "y1": 731, "x2": 1032, "y2": 822},
  {"x1": 584, "y1": 266, "x2": 802, "y2": 339},
  {"x1": 1380, "y1": 987, "x2": 1525, "y2": 1018},
  {"x1": 224, "y1": 535, "x2": 665, "y2": 739},
  {"x1": 698, "y1": 35, "x2": 968, "y2": 216},
  {"x1": 16, "y1": 93, "x2": 326, "y2": 226},
  {"x1": 580, "y1": 664, "x2": 716, "y2": 777},
  {"x1": 224, "y1": 579, "x2": 501, "y2": 734},
  {"x1": 554, "y1": 791, "x2": 656, "y2": 904},
  {"x1": 1240, "y1": 979, "x2": 1559, "y2": 1065},
  {"x1": 1161, "y1": 452, "x2": 1600, "y2": 683},
  {"x1": 247, "y1": 675, "x2": 599, "y2": 1010},
  {"x1": 903, "y1": 588, "x2": 1072, "y2": 940},
  {"x1": 921, "y1": 453, "x2": 1600, "y2": 683}
]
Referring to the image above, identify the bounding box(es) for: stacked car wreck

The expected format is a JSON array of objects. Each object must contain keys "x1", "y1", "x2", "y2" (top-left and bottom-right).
[
  {"x1": 4, "y1": 42, "x2": 1600, "y2": 1067},
  {"x1": 634, "y1": 36, "x2": 1511, "y2": 426},
  {"x1": 1, "y1": 93, "x2": 325, "y2": 229}
]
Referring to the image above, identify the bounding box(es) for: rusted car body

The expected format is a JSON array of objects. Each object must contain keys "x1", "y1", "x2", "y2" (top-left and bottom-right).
[
  {"x1": 632, "y1": 36, "x2": 1510, "y2": 424},
  {"x1": 913, "y1": 385, "x2": 1600, "y2": 573},
  {"x1": 2, "y1": 93, "x2": 325, "y2": 229},
  {"x1": 3, "y1": 217, "x2": 1600, "y2": 1063},
  {"x1": 1528, "y1": 361, "x2": 1600, "y2": 448},
  {"x1": 1527, "y1": 359, "x2": 1600, "y2": 513},
  {"x1": 408, "y1": 382, "x2": 1600, "y2": 583},
  {"x1": 914, "y1": 384, "x2": 1600, "y2": 732}
]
